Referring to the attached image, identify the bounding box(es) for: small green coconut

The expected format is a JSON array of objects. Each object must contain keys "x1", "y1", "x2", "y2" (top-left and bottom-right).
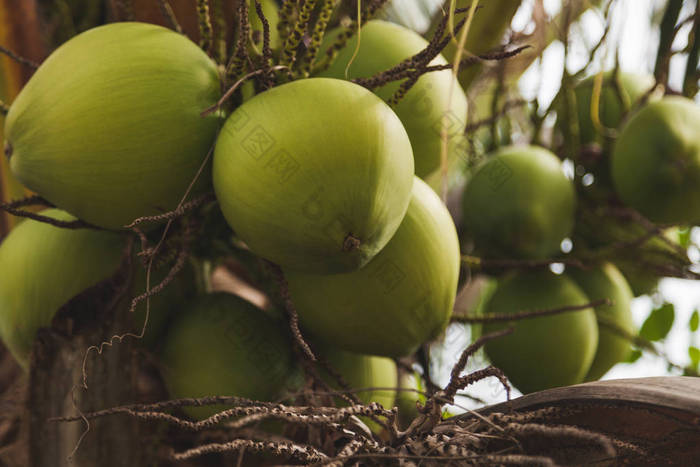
[
  {"x1": 462, "y1": 145, "x2": 576, "y2": 259},
  {"x1": 567, "y1": 71, "x2": 654, "y2": 147},
  {"x1": 611, "y1": 96, "x2": 700, "y2": 225},
  {"x1": 320, "y1": 345, "x2": 397, "y2": 432},
  {"x1": 483, "y1": 270, "x2": 598, "y2": 394}
]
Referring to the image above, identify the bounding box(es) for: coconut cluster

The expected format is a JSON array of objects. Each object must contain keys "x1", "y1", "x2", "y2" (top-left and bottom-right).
[
  {"x1": 0, "y1": 18, "x2": 464, "y2": 422},
  {"x1": 460, "y1": 71, "x2": 700, "y2": 394},
  {"x1": 1, "y1": 8, "x2": 698, "y2": 423}
]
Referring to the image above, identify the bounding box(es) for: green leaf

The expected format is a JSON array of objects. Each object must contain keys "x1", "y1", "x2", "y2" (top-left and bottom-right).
[
  {"x1": 689, "y1": 346, "x2": 700, "y2": 368},
  {"x1": 639, "y1": 303, "x2": 675, "y2": 341},
  {"x1": 690, "y1": 310, "x2": 699, "y2": 333},
  {"x1": 625, "y1": 349, "x2": 643, "y2": 363}
]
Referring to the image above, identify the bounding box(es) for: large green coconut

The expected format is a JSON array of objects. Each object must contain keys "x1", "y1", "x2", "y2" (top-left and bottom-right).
[
  {"x1": 483, "y1": 270, "x2": 598, "y2": 394},
  {"x1": 4, "y1": 22, "x2": 221, "y2": 229},
  {"x1": 213, "y1": 77, "x2": 414, "y2": 274},
  {"x1": 0, "y1": 209, "x2": 125, "y2": 367},
  {"x1": 319, "y1": 20, "x2": 468, "y2": 178},
  {"x1": 286, "y1": 177, "x2": 460, "y2": 357},
  {"x1": 568, "y1": 263, "x2": 635, "y2": 381}
]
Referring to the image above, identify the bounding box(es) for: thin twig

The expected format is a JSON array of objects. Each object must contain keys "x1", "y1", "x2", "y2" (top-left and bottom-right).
[
  {"x1": 0, "y1": 45, "x2": 39, "y2": 69},
  {"x1": 452, "y1": 299, "x2": 609, "y2": 323},
  {"x1": 157, "y1": 0, "x2": 182, "y2": 33},
  {"x1": 202, "y1": 65, "x2": 289, "y2": 117}
]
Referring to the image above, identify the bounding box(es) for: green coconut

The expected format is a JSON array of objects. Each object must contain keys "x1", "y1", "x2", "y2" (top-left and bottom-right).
[
  {"x1": 554, "y1": 71, "x2": 655, "y2": 189},
  {"x1": 0, "y1": 209, "x2": 125, "y2": 367},
  {"x1": 395, "y1": 372, "x2": 425, "y2": 430},
  {"x1": 566, "y1": 71, "x2": 654, "y2": 147},
  {"x1": 4, "y1": 22, "x2": 221, "y2": 229},
  {"x1": 483, "y1": 270, "x2": 598, "y2": 394},
  {"x1": 286, "y1": 177, "x2": 460, "y2": 357},
  {"x1": 319, "y1": 20, "x2": 468, "y2": 178},
  {"x1": 611, "y1": 96, "x2": 700, "y2": 225},
  {"x1": 130, "y1": 259, "x2": 197, "y2": 349},
  {"x1": 323, "y1": 347, "x2": 397, "y2": 408},
  {"x1": 159, "y1": 293, "x2": 299, "y2": 419},
  {"x1": 462, "y1": 145, "x2": 576, "y2": 259},
  {"x1": 568, "y1": 263, "x2": 635, "y2": 381},
  {"x1": 213, "y1": 77, "x2": 414, "y2": 274},
  {"x1": 321, "y1": 346, "x2": 397, "y2": 432}
]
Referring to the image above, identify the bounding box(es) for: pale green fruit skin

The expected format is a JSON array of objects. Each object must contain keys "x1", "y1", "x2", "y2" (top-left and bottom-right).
[
  {"x1": 568, "y1": 263, "x2": 635, "y2": 381},
  {"x1": 4, "y1": 22, "x2": 221, "y2": 229},
  {"x1": 213, "y1": 78, "x2": 414, "y2": 274},
  {"x1": 159, "y1": 293, "x2": 299, "y2": 420},
  {"x1": 323, "y1": 347, "x2": 397, "y2": 409},
  {"x1": 0, "y1": 209, "x2": 125, "y2": 368},
  {"x1": 395, "y1": 372, "x2": 424, "y2": 430},
  {"x1": 322, "y1": 346, "x2": 397, "y2": 432},
  {"x1": 611, "y1": 96, "x2": 700, "y2": 224},
  {"x1": 130, "y1": 260, "x2": 197, "y2": 349},
  {"x1": 571, "y1": 72, "x2": 654, "y2": 146},
  {"x1": 462, "y1": 145, "x2": 576, "y2": 259},
  {"x1": 286, "y1": 177, "x2": 460, "y2": 357},
  {"x1": 320, "y1": 20, "x2": 468, "y2": 178},
  {"x1": 483, "y1": 270, "x2": 598, "y2": 394}
]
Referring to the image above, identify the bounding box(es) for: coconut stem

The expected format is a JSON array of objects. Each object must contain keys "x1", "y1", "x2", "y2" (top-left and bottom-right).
[
  {"x1": 299, "y1": 0, "x2": 336, "y2": 78},
  {"x1": 196, "y1": 0, "x2": 213, "y2": 55},
  {"x1": 3, "y1": 142, "x2": 11, "y2": 159},
  {"x1": 281, "y1": 0, "x2": 317, "y2": 69},
  {"x1": 342, "y1": 233, "x2": 361, "y2": 252},
  {"x1": 157, "y1": 0, "x2": 182, "y2": 34}
]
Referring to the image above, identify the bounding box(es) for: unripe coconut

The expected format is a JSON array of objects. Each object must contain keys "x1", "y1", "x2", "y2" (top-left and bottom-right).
[
  {"x1": 130, "y1": 259, "x2": 197, "y2": 349},
  {"x1": 483, "y1": 270, "x2": 598, "y2": 394},
  {"x1": 568, "y1": 263, "x2": 635, "y2": 381},
  {"x1": 611, "y1": 96, "x2": 700, "y2": 224},
  {"x1": 395, "y1": 372, "x2": 425, "y2": 430},
  {"x1": 0, "y1": 210, "x2": 125, "y2": 367},
  {"x1": 567, "y1": 71, "x2": 654, "y2": 147},
  {"x1": 323, "y1": 347, "x2": 397, "y2": 409},
  {"x1": 213, "y1": 77, "x2": 414, "y2": 274},
  {"x1": 462, "y1": 145, "x2": 576, "y2": 259},
  {"x1": 321, "y1": 346, "x2": 397, "y2": 432},
  {"x1": 319, "y1": 20, "x2": 468, "y2": 178},
  {"x1": 286, "y1": 177, "x2": 459, "y2": 357},
  {"x1": 159, "y1": 293, "x2": 299, "y2": 419},
  {"x1": 4, "y1": 22, "x2": 221, "y2": 229}
]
